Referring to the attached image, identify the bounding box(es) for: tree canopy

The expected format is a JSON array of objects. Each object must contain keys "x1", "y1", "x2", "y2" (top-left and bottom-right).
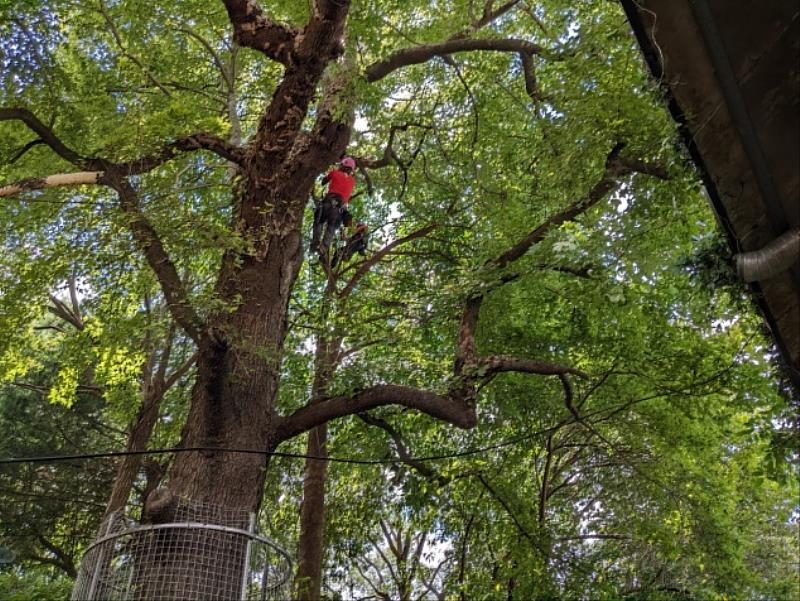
[{"x1": 1, "y1": 1, "x2": 797, "y2": 599}]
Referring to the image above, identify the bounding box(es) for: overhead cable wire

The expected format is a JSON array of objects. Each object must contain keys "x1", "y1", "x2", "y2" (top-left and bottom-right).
[
  {"x1": 0, "y1": 424, "x2": 562, "y2": 467},
  {"x1": 0, "y1": 388, "x2": 696, "y2": 468}
]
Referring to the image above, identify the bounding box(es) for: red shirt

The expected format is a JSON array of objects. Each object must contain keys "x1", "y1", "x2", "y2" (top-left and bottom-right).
[{"x1": 325, "y1": 170, "x2": 356, "y2": 204}]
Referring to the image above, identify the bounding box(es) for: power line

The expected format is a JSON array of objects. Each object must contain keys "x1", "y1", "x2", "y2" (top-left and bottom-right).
[
  {"x1": 0, "y1": 390, "x2": 688, "y2": 468},
  {"x1": 0, "y1": 426, "x2": 558, "y2": 467}
]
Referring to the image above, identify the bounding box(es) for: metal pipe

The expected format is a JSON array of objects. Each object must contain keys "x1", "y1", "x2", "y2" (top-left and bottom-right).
[
  {"x1": 85, "y1": 514, "x2": 116, "y2": 601},
  {"x1": 240, "y1": 513, "x2": 256, "y2": 601},
  {"x1": 736, "y1": 227, "x2": 800, "y2": 282}
]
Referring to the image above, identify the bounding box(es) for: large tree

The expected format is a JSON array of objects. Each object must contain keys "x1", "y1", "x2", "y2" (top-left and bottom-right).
[
  {"x1": 0, "y1": 0, "x2": 658, "y2": 507},
  {"x1": 2, "y1": 0, "x2": 796, "y2": 599}
]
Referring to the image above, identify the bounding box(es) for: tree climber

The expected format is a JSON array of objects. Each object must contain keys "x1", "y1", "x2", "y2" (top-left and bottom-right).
[
  {"x1": 332, "y1": 222, "x2": 369, "y2": 267},
  {"x1": 311, "y1": 156, "x2": 356, "y2": 257}
]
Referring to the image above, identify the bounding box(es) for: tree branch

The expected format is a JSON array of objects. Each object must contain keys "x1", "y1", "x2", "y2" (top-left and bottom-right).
[
  {"x1": 98, "y1": 0, "x2": 172, "y2": 97},
  {"x1": 481, "y1": 355, "x2": 589, "y2": 379},
  {"x1": 339, "y1": 223, "x2": 438, "y2": 298},
  {"x1": 358, "y1": 413, "x2": 445, "y2": 484},
  {"x1": 221, "y1": 0, "x2": 298, "y2": 65},
  {"x1": 67, "y1": 276, "x2": 83, "y2": 326},
  {"x1": 366, "y1": 38, "x2": 545, "y2": 82},
  {"x1": 358, "y1": 123, "x2": 432, "y2": 170},
  {"x1": 297, "y1": 1, "x2": 350, "y2": 60},
  {"x1": 355, "y1": 559, "x2": 388, "y2": 599},
  {"x1": 520, "y1": 51, "x2": 544, "y2": 101},
  {"x1": 47, "y1": 293, "x2": 84, "y2": 331},
  {"x1": 0, "y1": 107, "x2": 86, "y2": 166},
  {"x1": 451, "y1": 1, "x2": 523, "y2": 40},
  {"x1": 555, "y1": 534, "x2": 632, "y2": 542},
  {"x1": 26, "y1": 553, "x2": 77, "y2": 579},
  {"x1": 2, "y1": 105, "x2": 244, "y2": 175},
  {"x1": 615, "y1": 155, "x2": 670, "y2": 180},
  {"x1": 559, "y1": 373, "x2": 582, "y2": 422},
  {"x1": 492, "y1": 145, "x2": 622, "y2": 270},
  {"x1": 491, "y1": 143, "x2": 668, "y2": 270},
  {"x1": 283, "y1": 58, "x2": 355, "y2": 190},
  {"x1": 162, "y1": 351, "x2": 199, "y2": 391},
  {"x1": 0, "y1": 171, "x2": 104, "y2": 198},
  {"x1": 368, "y1": 532, "x2": 397, "y2": 585},
  {"x1": 379, "y1": 520, "x2": 403, "y2": 566},
  {"x1": 105, "y1": 174, "x2": 205, "y2": 344},
  {"x1": 476, "y1": 474, "x2": 543, "y2": 553},
  {"x1": 276, "y1": 384, "x2": 475, "y2": 441},
  {"x1": 153, "y1": 319, "x2": 177, "y2": 390},
  {"x1": 173, "y1": 24, "x2": 233, "y2": 89},
  {"x1": 13, "y1": 381, "x2": 105, "y2": 399},
  {"x1": 457, "y1": 515, "x2": 474, "y2": 601},
  {"x1": 35, "y1": 535, "x2": 77, "y2": 578},
  {"x1": 7, "y1": 138, "x2": 46, "y2": 164},
  {"x1": 117, "y1": 133, "x2": 246, "y2": 174}
]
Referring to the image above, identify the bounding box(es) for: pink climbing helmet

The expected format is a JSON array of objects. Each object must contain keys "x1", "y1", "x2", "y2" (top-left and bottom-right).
[{"x1": 341, "y1": 156, "x2": 356, "y2": 169}]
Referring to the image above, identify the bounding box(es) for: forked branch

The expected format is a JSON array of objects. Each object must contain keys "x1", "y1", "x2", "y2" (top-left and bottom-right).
[
  {"x1": 243, "y1": 0, "x2": 350, "y2": 172},
  {"x1": 221, "y1": 0, "x2": 298, "y2": 64},
  {"x1": 0, "y1": 107, "x2": 87, "y2": 167},
  {"x1": 451, "y1": 1, "x2": 524, "y2": 40},
  {"x1": 0, "y1": 130, "x2": 243, "y2": 199},
  {"x1": 492, "y1": 143, "x2": 668, "y2": 270}
]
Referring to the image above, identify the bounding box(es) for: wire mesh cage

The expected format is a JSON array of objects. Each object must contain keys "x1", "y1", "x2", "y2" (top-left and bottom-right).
[{"x1": 71, "y1": 498, "x2": 292, "y2": 601}]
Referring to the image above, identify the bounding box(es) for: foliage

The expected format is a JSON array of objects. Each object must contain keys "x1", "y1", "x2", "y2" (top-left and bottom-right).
[
  {"x1": 0, "y1": 380, "x2": 115, "y2": 579},
  {"x1": 0, "y1": 0, "x2": 797, "y2": 599},
  {"x1": 0, "y1": 571, "x2": 73, "y2": 601}
]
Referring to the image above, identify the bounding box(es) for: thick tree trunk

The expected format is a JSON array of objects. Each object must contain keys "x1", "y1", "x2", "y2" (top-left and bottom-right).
[
  {"x1": 150, "y1": 0, "x2": 352, "y2": 516},
  {"x1": 136, "y1": 196, "x2": 307, "y2": 600},
  {"x1": 129, "y1": 75, "x2": 351, "y2": 597},
  {"x1": 115, "y1": 5, "x2": 354, "y2": 597},
  {"x1": 166, "y1": 226, "x2": 305, "y2": 511}
]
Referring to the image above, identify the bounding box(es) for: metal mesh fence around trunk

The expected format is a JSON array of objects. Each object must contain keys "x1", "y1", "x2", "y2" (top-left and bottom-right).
[{"x1": 71, "y1": 498, "x2": 292, "y2": 601}]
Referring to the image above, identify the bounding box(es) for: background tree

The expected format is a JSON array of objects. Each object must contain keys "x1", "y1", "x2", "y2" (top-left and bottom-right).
[{"x1": 0, "y1": 384, "x2": 113, "y2": 580}]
